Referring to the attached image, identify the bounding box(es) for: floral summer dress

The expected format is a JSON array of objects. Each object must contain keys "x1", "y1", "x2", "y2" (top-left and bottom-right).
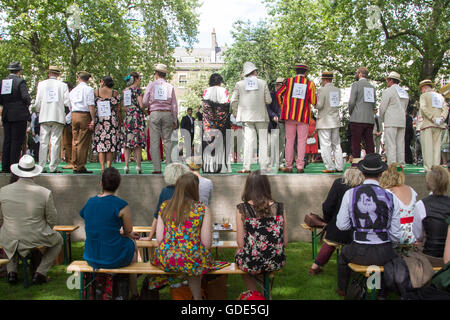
[
  {"x1": 93, "y1": 91, "x2": 122, "y2": 153},
  {"x1": 149, "y1": 201, "x2": 229, "y2": 289},
  {"x1": 122, "y1": 87, "x2": 146, "y2": 149},
  {"x1": 235, "y1": 202, "x2": 286, "y2": 274}
]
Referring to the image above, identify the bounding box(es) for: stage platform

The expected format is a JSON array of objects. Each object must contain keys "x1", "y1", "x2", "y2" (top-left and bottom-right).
[{"x1": 0, "y1": 161, "x2": 435, "y2": 243}]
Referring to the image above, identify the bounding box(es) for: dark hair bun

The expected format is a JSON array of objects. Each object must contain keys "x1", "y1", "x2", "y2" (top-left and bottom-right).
[{"x1": 102, "y1": 76, "x2": 114, "y2": 88}]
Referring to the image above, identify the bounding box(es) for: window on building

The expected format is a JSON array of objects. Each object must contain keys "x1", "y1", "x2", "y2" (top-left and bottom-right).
[{"x1": 179, "y1": 74, "x2": 187, "y2": 86}]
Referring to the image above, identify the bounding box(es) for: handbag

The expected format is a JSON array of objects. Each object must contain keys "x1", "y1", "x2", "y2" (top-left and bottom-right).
[
  {"x1": 345, "y1": 274, "x2": 367, "y2": 300},
  {"x1": 307, "y1": 137, "x2": 316, "y2": 145},
  {"x1": 304, "y1": 213, "x2": 327, "y2": 228}
]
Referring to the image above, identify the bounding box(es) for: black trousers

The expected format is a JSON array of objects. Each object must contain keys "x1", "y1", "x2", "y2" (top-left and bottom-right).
[
  {"x1": 405, "y1": 138, "x2": 413, "y2": 164},
  {"x1": 2, "y1": 120, "x2": 27, "y2": 172},
  {"x1": 338, "y1": 242, "x2": 398, "y2": 292}
]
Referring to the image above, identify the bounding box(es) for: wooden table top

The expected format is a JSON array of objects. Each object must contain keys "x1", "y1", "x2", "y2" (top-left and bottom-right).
[{"x1": 53, "y1": 225, "x2": 80, "y2": 232}]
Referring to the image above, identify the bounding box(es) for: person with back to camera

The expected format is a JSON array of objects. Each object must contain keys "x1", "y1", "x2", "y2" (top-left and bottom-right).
[
  {"x1": 235, "y1": 170, "x2": 288, "y2": 297},
  {"x1": 80, "y1": 167, "x2": 140, "y2": 297},
  {"x1": 380, "y1": 163, "x2": 418, "y2": 247},
  {"x1": 412, "y1": 165, "x2": 450, "y2": 267},
  {"x1": 308, "y1": 167, "x2": 364, "y2": 275},
  {"x1": 151, "y1": 172, "x2": 228, "y2": 300}
]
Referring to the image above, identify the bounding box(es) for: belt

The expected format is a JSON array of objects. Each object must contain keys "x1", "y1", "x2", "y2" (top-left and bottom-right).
[{"x1": 72, "y1": 111, "x2": 90, "y2": 114}]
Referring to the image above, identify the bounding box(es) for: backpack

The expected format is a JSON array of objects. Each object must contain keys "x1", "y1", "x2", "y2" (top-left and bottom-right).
[{"x1": 83, "y1": 273, "x2": 129, "y2": 300}]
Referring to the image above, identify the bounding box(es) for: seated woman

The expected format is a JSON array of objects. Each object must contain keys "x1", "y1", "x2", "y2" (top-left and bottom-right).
[
  {"x1": 380, "y1": 163, "x2": 418, "y2": 246},
  {"x1": 152, "y1": 172, "x2": 228, "y2": 300},
  {"x1": 235, "y1": 170, "x2": 288, "y2": 296},
  {"x1": 147, "y1": 163, "x2": 189, "y2": 240},
  {"x1": 413, "y1": 165, "x2": 450, "y2": 267},
  {"x1": 80, "y1": 167, "x2": 140, "y2": 296},
  {"x1": 309, "y1": 167, "x2": 364, "y2": 275}
]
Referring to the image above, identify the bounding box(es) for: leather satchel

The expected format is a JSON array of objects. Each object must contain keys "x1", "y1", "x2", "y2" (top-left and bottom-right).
[{"x1": 304, "y1": 213, "x2": 327, "y2": 228}]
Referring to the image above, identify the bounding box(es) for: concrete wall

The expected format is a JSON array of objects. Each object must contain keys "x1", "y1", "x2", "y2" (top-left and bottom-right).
[{"x1": 0, "y1": 174, "x2": 436, "y2": 242}]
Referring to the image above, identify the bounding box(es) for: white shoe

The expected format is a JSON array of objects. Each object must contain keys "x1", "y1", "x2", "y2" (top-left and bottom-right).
[{"x1": 124, "y1": 166, "x2": 129, "y2": 174}]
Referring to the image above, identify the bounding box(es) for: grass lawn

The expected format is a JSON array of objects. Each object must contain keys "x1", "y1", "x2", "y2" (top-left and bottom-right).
[{"x1": 0, "y1": 241, "x2": 344, "y2": 300}]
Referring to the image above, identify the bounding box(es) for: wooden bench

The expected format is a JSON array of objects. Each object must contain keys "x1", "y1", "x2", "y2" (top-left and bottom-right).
[
  {"x1": 67, "y1": 261, "x2": 272, "y2": 300},
  {"x1": 133, "y1": 226, "x2": 152, "y2": 234},
  {"x1": 53, "y1": 225, "x2": 79, "y2": 265},
  {"x1": 301, "y1": 223, "x2": 324, "y2": 261},
  {"x1": 348, "y1": 263, "x2": 442, "y2": 300}
]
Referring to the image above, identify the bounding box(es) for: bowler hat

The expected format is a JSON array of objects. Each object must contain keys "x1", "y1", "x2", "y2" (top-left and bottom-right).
[
  {"x1": 154, "y1": 63, "x2": 168, "y2": 74},
  {"x1": 8, "y1": 62, "x2": 22, "y2": 71},
  {"x1": 11, "y1": 155, "x2": 43, "y2": 178},
  {"x1": 357, "y1": 153, "x2": 388, "y2": 175},
  {"x1": 243, "y1": 62, "x2": 257, "y2": 77},
  {"x1": 419, "y1": 79, "x2": 434, "y2": 90},
  {"x1": 386, "y1": 71, "x2": 401, "y2": 82}
]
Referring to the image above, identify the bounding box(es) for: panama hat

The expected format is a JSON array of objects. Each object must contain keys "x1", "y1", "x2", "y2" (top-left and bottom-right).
[
  {"x1": 419, "y1": 79, "x2": 434, "y2": 90},
  {"x1": 11, "y1": 155, "x2": 43, "y2": 178},
  {"x1": 186, "y1": 156, "x2": 202, "y2": 171},
  {"x1": 48, "y1": 66, "x2": 61, "y2": 74},
  {"x1": 357, "y1": 153, "x2": 388, "y2": 175},
  {"x1": 275, "y1": 77, "x2": 285, "y2": 84},
  {"x1": 8, "y1": 62, "x2": 22, "y2": 71},
  {"x1": 243, "y1": 62, "x2": 258, "y2": 77},
  {"x1": 386, "y1": 71, "x2": 401, "y2": 82},
  {"x1": 154, "y1": 63, "x2": 168, "y2": 74}
]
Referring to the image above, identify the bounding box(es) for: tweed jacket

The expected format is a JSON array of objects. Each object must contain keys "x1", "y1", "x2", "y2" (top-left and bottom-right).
[
  {"x1": 348, "y1": 78, "x2": 376, "y2": 124},
  {"x1": 379, "y1": 84, "x2": 408, "y2": 128},
  {"x1": 316, "y1": 83, "x2": 341, "y2": 129},
  {"x1": 230, "y1": 77, "x2": 271, "y2": 123},
  {"x1": 0, "y1": 178, "x2": 60, "y2": 258}
]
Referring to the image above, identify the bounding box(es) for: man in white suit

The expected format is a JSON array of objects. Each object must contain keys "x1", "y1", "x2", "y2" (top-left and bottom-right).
[
  {"x1": 379, "y1": 71, "x2": 409, "y2": 164},
  {"x1": 315, "y1": 72, "x2": 344, "y2": 173},
  {"x1": 35, "y1": 66, "x2": 69, "y2": 173},
  {"x1": 230, "y1": 62, "x2": 272, "y2": 173}
]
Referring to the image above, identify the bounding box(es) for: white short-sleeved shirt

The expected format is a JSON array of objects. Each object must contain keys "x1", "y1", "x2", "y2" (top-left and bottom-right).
[{"x1": 69, "y1": 82, "x2": 95, "y2": 112}]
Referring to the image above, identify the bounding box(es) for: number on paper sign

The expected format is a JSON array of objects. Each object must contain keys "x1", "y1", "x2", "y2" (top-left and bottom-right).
[
  {"x1": 292, "y1": 83, "x2": 307, "y2": 100},
  {"x1": 45, "y1": 87, "x2": 59, "y2": 103},
  {"x1": 395, "y1": 86, "x2": 409, "y2": 99},
  {"x1": 154, "y1": 85, "x2": 168, "y2": 100},
  {"x1": 364, "y1": 87, "x2": 375, "y2": 103},
  {"x1": 1, "y1": 79, "x2": 13, "y2": 95},
  {"x1": 431, "y1": 93, "x2": 442, "y2": 109},
  {"x1": 97, "y1": 100, "x2": 111, "y2": 117},
  {"x1": 329, "y1": 91, "x2": 340, "y2": 107},
  {"x1": 245, "y1": 77, "x2": 259, "y2": 91},
  {"x1": 123, "y1": 89, "x2": 132, "y2": 106}
]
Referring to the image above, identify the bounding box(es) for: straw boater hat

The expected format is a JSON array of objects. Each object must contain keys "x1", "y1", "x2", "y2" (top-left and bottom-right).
[
  {"x1": 386, "y1": 71, "x2": 401, "y2": 82},
  {"x1": 294, "y1": 63, "x2": 309, "y2": 71},
  {"x1": 186, "y1": 156, "x2": 202, "y2": 171},
  {"x1": 154, "y1": 63, "x2": 168, "y2": 74},
  {"x1": 321, "y1": 71, "x2": 334, "y2": 79},
  {"x1": 47, "y1": 66, "x2": 61, "y2": 74},
  {"x1": 11, "y1": 155, "x2": 43, "y2": 178},
  {"x1": 357, "y1": 153, "x2": 388, "y2": 175},
  {"x1": 439, "y1": 83, "x2": 450, "y2": 99},
  {"x1": 275, "y1": 77, "x2": 285, "y2": 84},
  {"x1": 419, "y1": 79, "x2": 434, "y2": 90},
  {"x1": 8, "y1": 62, "x2": 22, "y2": 71},
  {"x1": 243, "y1": 62, "x2": 257, "y2": 77}
]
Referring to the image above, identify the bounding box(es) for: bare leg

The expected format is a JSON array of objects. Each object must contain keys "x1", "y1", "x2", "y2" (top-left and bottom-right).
[
  {"x1": 99, "y1": 152, "x2": 105, "y2": 171},
  {"x1": 106, "y1": 152, "x2": 113, "y2": 168},
  {"x1": 135, "y1": 147, "x2": 142, "y2": 168},
  {"x1": 188, "y1": 275, "x2": 203, "y2": 300},
  {"x1": 242, "y1": 274, "x2": 262, "y2": 293},
  {"x1": 124, "y1": 148, "x2": 131, "y2": 168}
]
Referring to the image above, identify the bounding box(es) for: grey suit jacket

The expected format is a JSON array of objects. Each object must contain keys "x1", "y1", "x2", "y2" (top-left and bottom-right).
[{"x1": 348, "y1": 78, "x2": 376, "y2": 124}]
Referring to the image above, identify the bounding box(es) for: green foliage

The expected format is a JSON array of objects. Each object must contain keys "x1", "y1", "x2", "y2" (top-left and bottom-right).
[{"x1": 0, "y1": 0, "x2": 200, "y2": 94}]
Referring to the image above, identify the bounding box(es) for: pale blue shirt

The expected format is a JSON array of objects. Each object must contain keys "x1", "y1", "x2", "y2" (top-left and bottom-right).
[{"x1": 336, "y1": 179, "x2": 402, "y2": 244}]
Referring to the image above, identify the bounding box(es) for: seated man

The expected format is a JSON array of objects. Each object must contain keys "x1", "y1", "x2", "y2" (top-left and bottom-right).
[
  {"x1": 336, "y1": 153, "x2": 401, "y2": 296},
  {"x1": 0, "y1": 155, "x2": 63, "y2": 285}
]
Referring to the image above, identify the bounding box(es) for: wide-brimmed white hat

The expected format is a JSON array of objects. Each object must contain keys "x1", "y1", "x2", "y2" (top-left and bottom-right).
[
  {"x1": 243, "y1": 62, "x2": 257, "y2": 77},
  {"x1": 11, "y1": 155, "x2": 43, "y2": 178},
  {"x1": 386, "y1": 71, "x2": 401, "y2": 82}
]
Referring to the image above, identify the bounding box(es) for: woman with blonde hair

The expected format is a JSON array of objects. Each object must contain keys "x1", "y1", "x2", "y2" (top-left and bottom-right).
[
  {"x1": 309, "y1": 167, "x2": 364, "y2": 275},
  {"x1": 151, "y1": 172, "x2": 228, "y2": 300},
  {"x1": 380, "y1": 163, "x2": 418, "y2": 245},
  {"x1": 413, "y1": 165, "x2": 450, "y2": 267}
]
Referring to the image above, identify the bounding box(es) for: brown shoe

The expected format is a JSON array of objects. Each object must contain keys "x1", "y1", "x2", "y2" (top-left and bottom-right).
[
  {"x1": 280, "y1": 167, "x2": 293, "y2": 173},
  {"x1": 237, "y1": 170, "x2": 250, "y2": 173},
  {"x1": 308, "y1": 267, "x2": 323, "y2": 275},
  {"x1": 322, "y1": 169, "x2": 336, "y2": 173},
  {"x1": 32, "y1": 272, "x2": 48, "y2": 285},
  {"x1": 297, "y1": 168, "x2": 305, "y2": 173},
  {"x1": 336, "y1": 289, "x2": 346, "y2": 297},
  {"x1": 152, "y1": 171, "x2": 162, "y2": 174},
  {"x1": 63, "y1": 164, "x2": 74, "y2": 169}
]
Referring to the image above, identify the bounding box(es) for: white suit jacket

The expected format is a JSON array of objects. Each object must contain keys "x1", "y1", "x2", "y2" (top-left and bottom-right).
[{"x1": 35, "y1": 77, "x2": 69, "y2": 125}]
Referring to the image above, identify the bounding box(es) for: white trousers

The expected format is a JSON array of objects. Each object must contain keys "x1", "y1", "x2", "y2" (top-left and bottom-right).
[
  {"x1": 384, "y1": 127, "x2": 405, "y2": 165},
  {"x1": 242, "y1": 122, "x2": 269, "y2": 171},
  {"x1": 39, "y1": 122, "x2": 64, "y2": 172},
  {"x1": 318, "y1": 128, "x2": 344, "y2": 171}
]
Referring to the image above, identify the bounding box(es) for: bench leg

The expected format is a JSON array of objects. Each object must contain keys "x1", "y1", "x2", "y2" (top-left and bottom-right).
[
  {"x1": 60, "y1": 231, "x2": 68, "y2": 265},
  {"x1": 79, "y1": 272, "x2": 84, "y2": 300},
  {"x1": 311, "y1": 229, "x2": 318, "y2": 261},
  {"x1": 68, "y1": 233, "x2": 73, "y2": 263},
  {"x1": 263, "y1": 273, "x2": 270, "y2": 300},
  {"x1": 22, "y1": 256, "x2": 29, "y2": 288}
]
